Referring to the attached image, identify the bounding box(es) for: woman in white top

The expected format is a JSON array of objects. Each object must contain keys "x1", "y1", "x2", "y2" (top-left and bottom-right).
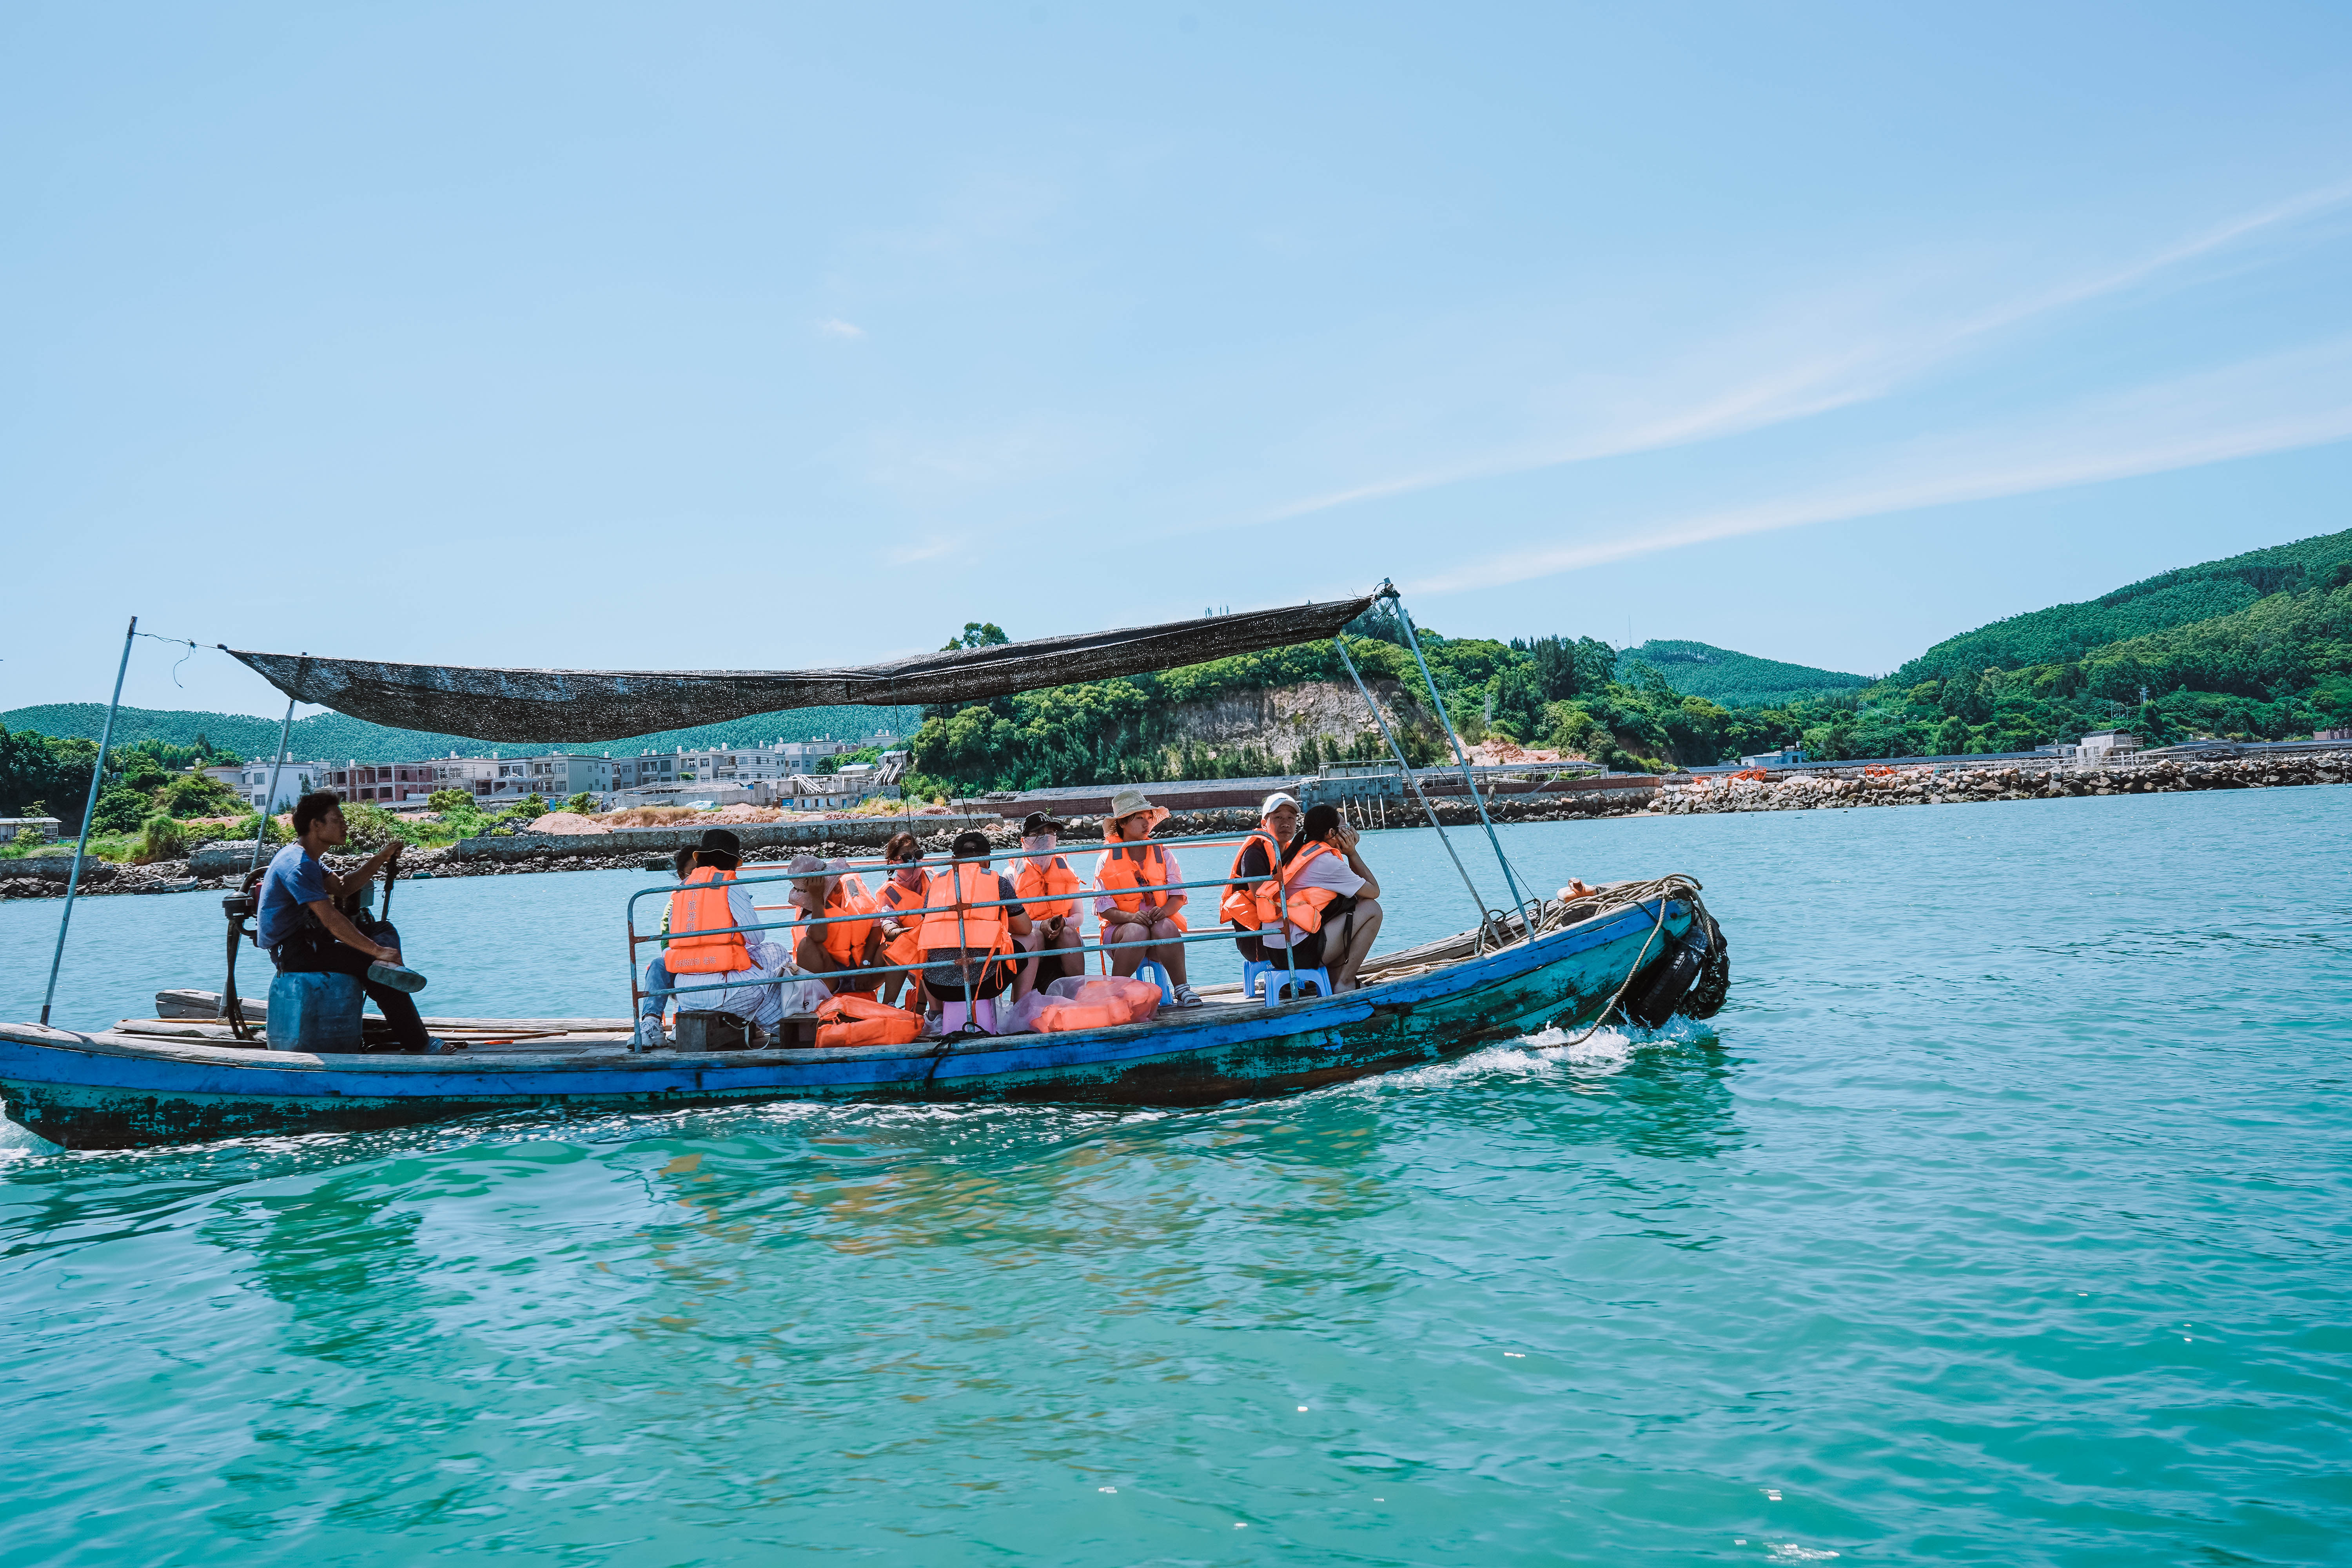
[{"x1": 1261, "y1": 803, "x2": 1385, "y2": 991}]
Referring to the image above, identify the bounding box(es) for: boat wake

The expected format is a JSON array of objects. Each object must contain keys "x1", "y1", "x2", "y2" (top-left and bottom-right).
[{"x1": 1373, "y1": 1014, "x2": 1718, "y2": 1093}]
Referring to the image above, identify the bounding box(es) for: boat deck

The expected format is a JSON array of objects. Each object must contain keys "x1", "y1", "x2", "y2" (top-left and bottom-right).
[{"x1": 127, "y1": 983, "x2": 1285, "y2": 1057}]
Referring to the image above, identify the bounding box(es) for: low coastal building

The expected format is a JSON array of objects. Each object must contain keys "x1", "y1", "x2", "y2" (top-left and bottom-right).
[
  {"x1": 0, "y1": 817, "x2": 63, "y2": 843},
  {"x1": 2076, "y1": 730, "x2": 2140, "y2": 765},
  {"x1": 609, "y1": 782, "x2": 754, "y2": 809},
  {"x1": 755, "y1": 765, "x2": 903, "y2": 811}
]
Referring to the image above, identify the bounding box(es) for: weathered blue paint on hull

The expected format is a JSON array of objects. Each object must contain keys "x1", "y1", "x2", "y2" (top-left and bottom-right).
[{"x1": 1, "y1": 902, "x2": 1690, "y2": 1150}]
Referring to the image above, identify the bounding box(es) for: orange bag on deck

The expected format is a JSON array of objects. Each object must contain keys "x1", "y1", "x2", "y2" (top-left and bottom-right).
[
  {"x1": 1082, "y1": 975, "x2": 1163, "y2": 1022},
  {"x1": 1034, "y1": 999, "x2": 1129, "y2": 1032},
  {"x1": 815, "y1": 993, "x2": 923, "y2": 1047}
]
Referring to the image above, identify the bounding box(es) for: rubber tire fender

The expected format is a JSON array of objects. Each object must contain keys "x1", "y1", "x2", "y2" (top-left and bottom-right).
[
  {"x1": 1623, "y1": 916, "x2": 1711, "y2": 1030},
  {"x1": 1681, "y1": 909, "x2": 1731, "y2": 1020}
]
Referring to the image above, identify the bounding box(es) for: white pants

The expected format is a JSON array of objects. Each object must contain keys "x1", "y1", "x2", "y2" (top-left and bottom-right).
[{"x1": 685, "y1": 942, "x2": 828, "y2": 1027}]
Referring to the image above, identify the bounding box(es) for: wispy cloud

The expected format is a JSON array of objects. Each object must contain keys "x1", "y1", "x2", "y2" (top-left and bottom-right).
[
  {"x1": 1266, "y1": 178, "x2": 2352, "y2": 526},
  {"x1": 1415, "y1": 336, "x2": 2352, "y2": 594},
  {"x1": 818, "y1": 318, "x2": 865, "y2": 339},
  {"x1": 887, "y1": 536, "x2": 956, "y2": 565}
]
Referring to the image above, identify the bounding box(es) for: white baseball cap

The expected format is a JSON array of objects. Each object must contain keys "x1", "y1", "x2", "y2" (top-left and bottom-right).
[{"x1": 1259, "y1": 791, "x2": 1299, "y2": 816}]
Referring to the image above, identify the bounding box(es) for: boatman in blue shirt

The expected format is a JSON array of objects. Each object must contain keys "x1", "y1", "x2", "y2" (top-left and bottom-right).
[{"x1": 254, "y1": 790, "x2": 436, "y2": 1053}]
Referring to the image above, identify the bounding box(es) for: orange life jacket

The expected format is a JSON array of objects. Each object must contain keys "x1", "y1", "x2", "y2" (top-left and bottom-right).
[
  {"x1": 873, "y1": 871, "x2": 929, "y2": 968},
  {"x1": 667, "y1": 866, "x2": 751, "y2": 974},
  {"x1": 1095, "y1": 841, "x2": 1188, "y2": 931},
  {"x1": 796, "y1": 874, "x2": 877, "y2": 967},
  {"x1": 1254, "y1": 840, "x2": 1344, "y2": 936},
  {"x1": 1218, "y1": 828, "x2": 1287, "y2": 929},
  {"x1": 815, "y1": 991, "x2": 924, "y2": 1047},
  {"x1": 1015, "y1": 855, "x2": 1082, "y2": 920},
  {"x1": 917, "y1": 863, "x2": 1013, "y2": 953}
]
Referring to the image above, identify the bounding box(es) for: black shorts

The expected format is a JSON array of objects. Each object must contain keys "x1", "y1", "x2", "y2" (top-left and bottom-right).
[
  {"x1": 1259, "y1": 896, "x2": 1357, "y2": 971},
  {"x1": 919, "y1": 947, "x2": 1014, "y2": 1000}
]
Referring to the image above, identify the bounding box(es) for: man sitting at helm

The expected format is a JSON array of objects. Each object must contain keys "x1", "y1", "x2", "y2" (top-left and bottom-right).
[
  {"x1": 916, "y1": 829, "x2": 1033, "y2": 1014},
  {"x1": 1094, "y1": 788, "x2": 1203, "y2": 1009},
  {"x1": 1219, "y1": 790, "x2": 1300, "y2": 965},
  {"x1": 661, "y1": 827, "x2": 807, "y2": 1040},
  {"x1": 783, "y1": 853, "x2": 882, "y2": 996}
]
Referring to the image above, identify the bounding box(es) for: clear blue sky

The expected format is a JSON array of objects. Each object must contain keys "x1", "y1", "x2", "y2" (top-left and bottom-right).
[{"x1": 6, "y1": 2, "x2": 2350, "y2": 720}]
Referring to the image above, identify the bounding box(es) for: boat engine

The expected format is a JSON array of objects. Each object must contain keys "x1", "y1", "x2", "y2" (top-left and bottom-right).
[{"x1": 221, "y1": 889, "x2": 260, "y2": 1042}]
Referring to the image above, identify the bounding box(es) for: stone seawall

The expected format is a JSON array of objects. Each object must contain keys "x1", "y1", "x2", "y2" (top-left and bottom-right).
[
  {"x1": 15, "y1": 756, "x2": 2324, "y2": 901},
  {"x1": 1647, "y1": 751, "x2": 2350, "y2": 816}
]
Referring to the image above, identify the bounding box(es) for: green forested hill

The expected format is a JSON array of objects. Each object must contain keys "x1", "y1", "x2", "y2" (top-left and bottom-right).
[
  {"x1": 0, "y1": 702, "x2": 923, "y2": 764},
  {"x1": 15, "y1": 528, "x2": 2350, "y2": 805},
  {"x1": 905, "y1": 530, "x2": 2352, "y2": 788},
  {"x1": 1615, "y1": 640, "x2": 1871, "y2": 706},
  {"x1": 1896, "y1": 528, "x2": 2352, "y2": 683}
]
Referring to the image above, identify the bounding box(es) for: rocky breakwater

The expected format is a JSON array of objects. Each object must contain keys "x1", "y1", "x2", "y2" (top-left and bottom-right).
[{"x1": 1648, "y1": 750, "x2": 2350, "y2": 817}]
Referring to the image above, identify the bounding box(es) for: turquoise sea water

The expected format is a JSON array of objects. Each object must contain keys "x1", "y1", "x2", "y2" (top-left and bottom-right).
[{"x1": 2, "y1": 788, "x2": 2348, "y2": 1564}]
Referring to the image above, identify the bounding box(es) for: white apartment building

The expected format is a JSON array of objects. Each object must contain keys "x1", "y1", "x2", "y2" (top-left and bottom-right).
[
  {"x1": 678, "y1": 737, "x2": 860, "y2": 784},
  {"x1": 216, "y1": 759, "x2": 329, "y2": 812},
  {"x1": 416, "y1": 753, "x2": 609, "y2": 803},
  {"x1": 610, "y1": 752, "x2": 679, "y2": 791},
  {"x1": 521, "y1": 754, "x2": 614, "y2": 799}
]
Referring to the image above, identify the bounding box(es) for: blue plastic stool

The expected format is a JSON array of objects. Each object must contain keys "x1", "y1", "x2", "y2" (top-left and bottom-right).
[
  {"x1": 266, "y1": 971, "x2": 365, "y2": 1051},
  {"x1": 1130, "y1": 960, "x2": 1177, "y2": 1005},
  {"x1": 1241, "y1": 960, "x2": 1334, "y2": 1005}
]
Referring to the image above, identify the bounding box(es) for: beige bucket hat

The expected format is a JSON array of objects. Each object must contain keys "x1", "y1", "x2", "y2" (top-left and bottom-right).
[{"x1": 1104, "y1": 788, "x2": 1169, "y2": 833}]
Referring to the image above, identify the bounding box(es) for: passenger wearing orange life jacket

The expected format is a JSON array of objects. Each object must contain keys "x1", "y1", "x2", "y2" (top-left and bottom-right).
[
  {"x1": 916, "y1": 829, "x2": 1033, "y2": 1007},
  {"x1": 1256, "y1": 802, "x2": 1386, "y2": 993},
  {"x1": 1010, "y1": 812, "x2": 1085, "y2": 1000},
  {"x1": 869, "y1": 832, "x2": 930, "y2": 1006},
  {"x1": 1221, "y1": 791, "x2": 1301, "y2": 965},
  {"x1": 1093, "y1": 788, "x2": 1204, "y2": 1009},
  {"x1": 783, "y1": 853, "x2": 883, "y2": 996},
  {"x1": 657, "y1": 828, "x2": 813, "y2": 1036}
]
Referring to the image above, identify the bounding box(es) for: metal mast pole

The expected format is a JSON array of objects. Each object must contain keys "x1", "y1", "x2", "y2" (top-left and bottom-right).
[
  {"x1": 1333, "y1": 636, "x2": 1491, "y2": 926},
  {"x1": 39, "y1": 617, "x2": 136, "y2": 1027},
  {"x1": 1379, "y1": 582, "x2": 1534, "y2": 925},
  {"x1": 247, "y1": 662, "x2": 304, "y2": 877}
]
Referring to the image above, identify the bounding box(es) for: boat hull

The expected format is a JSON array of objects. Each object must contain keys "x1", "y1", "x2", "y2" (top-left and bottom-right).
[{"x1": 1, "y1": 901, "x2": 1691, "y2": 1150}]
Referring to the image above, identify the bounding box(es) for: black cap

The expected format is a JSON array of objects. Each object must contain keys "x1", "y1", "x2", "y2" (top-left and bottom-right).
[
  {"x1": 1021, "y1": 812, "x2": 1066, "y2": 836},
  {"x1": 699, "y1": 827, "x2": 742, "y2": 856},
  {"x1": 950, "y1": 829, "x2": 992, "y2": 860}
]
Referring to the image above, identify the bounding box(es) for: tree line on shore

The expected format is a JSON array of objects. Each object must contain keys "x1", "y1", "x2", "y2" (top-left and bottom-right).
[{"x1": 904, "y1": 534, "x2": 2352, "y2": 791}]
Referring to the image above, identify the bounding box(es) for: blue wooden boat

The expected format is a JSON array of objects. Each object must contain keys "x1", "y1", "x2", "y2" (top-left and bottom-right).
[
  {"x1": 0, "y1": 887, "x2": 1719, "y2": 1150},
  {"x1": 6, "y1": 587, "x2": 1729, "y2": 1150}
]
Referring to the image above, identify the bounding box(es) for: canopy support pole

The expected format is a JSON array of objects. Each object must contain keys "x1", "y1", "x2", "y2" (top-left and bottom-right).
[
  {"x1": 247, "y1": 661, "x2": 305, "y2": 878},
  {"x1": 40, "y1": 617, "x2": 136, "y2": 1027},
  {"x1": 1333, "y1": 636, "x2": 1492, "y2": 932},
  {"x1": 1378, "y1": 582, "x2": 1535, "y2": 926}
]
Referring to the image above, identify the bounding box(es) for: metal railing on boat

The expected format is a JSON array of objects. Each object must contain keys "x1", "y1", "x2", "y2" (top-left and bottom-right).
[{"x1": 622, "y1": 826, "x2": 1330, "y2": 1022}]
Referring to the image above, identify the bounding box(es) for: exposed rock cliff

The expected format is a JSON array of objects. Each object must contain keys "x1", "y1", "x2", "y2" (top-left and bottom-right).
[{"x1": 1155, "y1": 679, "x2": 1435, "y2": 767}]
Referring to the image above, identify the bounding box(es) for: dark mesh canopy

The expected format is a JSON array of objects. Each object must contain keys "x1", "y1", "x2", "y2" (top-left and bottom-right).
[{"x1": 228, "y1": 595, "x2": 1375, "y2": 744}]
